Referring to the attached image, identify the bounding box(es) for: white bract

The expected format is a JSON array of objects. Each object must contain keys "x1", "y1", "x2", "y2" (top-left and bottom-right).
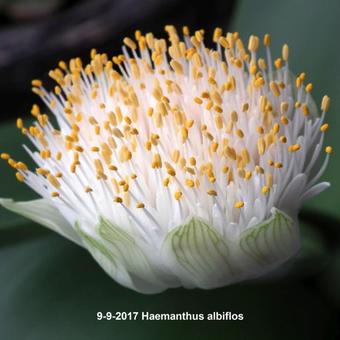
[{"x1": 1, "y1": 27, "x2": 331, "y2": 293}]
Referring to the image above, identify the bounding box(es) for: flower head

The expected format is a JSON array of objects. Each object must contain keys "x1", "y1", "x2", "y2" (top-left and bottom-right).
[{"x1": 1, "y1": 26, "x2": 331, "y2": 293}]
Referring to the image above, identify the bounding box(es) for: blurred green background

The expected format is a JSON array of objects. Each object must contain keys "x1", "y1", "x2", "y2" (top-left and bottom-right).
[{"x1": 0, "y1": 0, "x2": 339, "y2": 339}]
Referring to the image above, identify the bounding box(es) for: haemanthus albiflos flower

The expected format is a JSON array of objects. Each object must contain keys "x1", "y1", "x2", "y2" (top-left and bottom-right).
[{"x1": 0, "y1": 26, "x2": 332, "y2": 294}]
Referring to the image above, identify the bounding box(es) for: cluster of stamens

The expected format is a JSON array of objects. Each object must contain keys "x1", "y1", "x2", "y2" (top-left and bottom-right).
[{"x1": 1, "y1": 26, "x2": 332, "y2": 233}]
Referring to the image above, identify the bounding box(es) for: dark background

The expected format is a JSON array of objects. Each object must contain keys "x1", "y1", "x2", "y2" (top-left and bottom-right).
[{"x1": 0, "y1": 0, "x2": 339, "y2": 339}]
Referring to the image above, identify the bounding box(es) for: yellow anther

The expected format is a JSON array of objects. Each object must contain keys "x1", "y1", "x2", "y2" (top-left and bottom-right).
[
  {"x1": 85, "y1": 187, "x2": 93, "y2": 193},
  {"x1": 124, "y1": 116, "x2": 132, "y2": 125},
  {"x1": 180, "y1": 127, "x2": 188, "y2": 143},
  {"x1": 213, "y1": 27, "x2": 222, "y2": 42},
  {"x1": 242, "y1": 103, "x2": 249, "y2": 112},
  {"x1": 325, "y1": 146, "x2": 333, "y2": 154},
  {"x1": 270, "y1": 123, "x2": 279, "y2": 135},
  {"x1": 258, "y1": 58, "x2": 266, "y2": 71},
  {"x1": 211, "y1": 142, "x2": 219, "y2": 152},
  {"x1": 280, "y1": 136, "x2": 287, "y2": 143},
  {"x1": 163, "y1": 177, "x2": 170, "y2": 187},
  {"x1": 274, "y1": 58, "x2": 283, "y2": 69},
  {"x1": 47, "y1": 174, "x2": 61, "y2": 188},
  {"x1": 182, "y1": 26, "x2": 190, "y2": 36},
  {"x1": 288, "y1": 144, "x2": 301, "y2": 152},
  {"x1": 294, "y1": 101, "x2": 301, "y2": 109},
  {"x1": 320, "y1": 123, "x2": 329, "y2": 132},
  {"x1": 218, "y1": 37, "x2": 229, "y2": 49},
  {"x1": 256, "y1": 126, "x2": 264, "y2": 134},
  {"x1": 257, "y1": 138, "x2": 266, "y2": 155},
  {"x1": 254, "y1": 77, "x2": 265, "y2": 88},
  {"x1": 15, "y1": 172, "x2": 25, "y2": 182},
  {"x1": 305, "y1": 83, "x2": 313, "y2": 92},
  {"x1": 31, "y1": 79, "x2": 42, "y2": 87},
  {"x1": 230, "y1": 110, "x2": 238, "y2": 122},
  {"x1": 262, "y1": 186, "x2": 270, "y2": 194},
  {"x1": 270, "y1": 81, "x2": 280, "y2": 97},
  {"x1": 36, "y1": 167, "x2": 49, "y2": 176},
  {"x1": 74, "y1": 145, "x2": 84, "y2": 152},
  {"x1": 51, "y1": 192, "x2": 60, "y2": 198},
  {"x1": 16, "y1": 118, "x2": 23, "y2": 129},
  {"x1": 238, "y1": 168, "x2": 246, "y2": 178},
  {"x1": 296, "y1": 77, "x2": 302, "y2": 89},
  {"x1": 194, "y1": 97, "x2": 203, "y2": 104},
  {"x1": 174, "y1": 191, "x2": 182, "y2": 200},
  {"x1": 70, "y1": 163, "x2": 77, "y2": 174},
  {"x1": 185, "y1": 119, "x2": 194, "y2": 129},
  {"x1": 263, "y1": 34, "x2": 271, "y2": 46},
  {"x1": 207, "y1": 189, "x2": 217, "y2": 196},
  {"x1": 280, "y1": 101, "x2": 289, "y2": 113},
  {"x1": 236, "y1": 129, "x2": 244, "y2": 138},
  {"x1": 321, "y1": 95, "x2": 330, "y2": 112},
  {"x1": 170, "y1": 60, "x2": 184, "y2": 75},
  {"x1": 94, "y1": 159, "x2": 104, "y2": 175},
  {"x1": 234, "y1": 201, "x2": 244, "y2": 209},
  {"x1": 151, "y1": 153, "x2": 162, "y2": 169},
  {"x1": 226, "y1": 146, "x2": 236, "y2": 160},
  {"x1": 249, "y1": 60, "x2": 257, "y2": 75},
  {"x1": 167, "y1": 168, "x2": 176, "y2": 177},
  {"x1": 91, "y1": 146, "x2": 100, "y2": 152},
  {"x1": 255, "y1": 166, "x2": 264, "y2": 174},
  {"x1": 109, "y1": 165, "x2": 118, "y2": 171},
  {"x1": 136, "y1": 202, "x2": 145, "y2": 209},
  {"x1": 15, "y1": 162, "x2": 28, "y2": 171},
  {"x1": 280, "y1": 116, "x2": 289, "y2": 125},
  {"x1": 145, "y1": 141, "x2": 152, "y2": 151},
  {"x1": 244, "y1": 171, "x2": 252, "y2": 180},
  {"x1": 266, "y1": 173, "x2": 273, "y2": 187},
  {"x1": 123, "y1": 37, "x2": 137, "y2": 50},
  {"x1": 302, "y1": 104, "x2": 310, "y2": 116},
  {"x1": 1, "y1": 153, "x2": 10, "y2": 160},
  {"x1": 114, "y1": 196, "x2": 123, "y2": 203},
  {"x1": 118, "y1": 180, "x2": 126, "y2": 186},
  {"x1": 248, "y1": 35, "x2": 259, "y2": 52},
  {"x1": 282, "y1": 44, "x2": 289, "y2": 61},
  {"x1": 185, "y1": 179, "x2": 195, "y2": 188},
  {"x1": 299, "y1": 72, "x2": 306, "y2": 80}
]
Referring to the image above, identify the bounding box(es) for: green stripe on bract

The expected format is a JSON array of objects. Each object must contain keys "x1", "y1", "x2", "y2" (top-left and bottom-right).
[
  {"x1": 162, "y1": 217, "x2": 234, "y2": 289},
  {"x1": 239, "y1": 208, "x2": 299, "y2": 270},
  {"x1": 77, "y1": 220, "x2": 165, "y2": 294},
  {"x1": 98, "y1": 217, "x2": 169, "y2": 294},
  {"x1": 75, "y1": 222, "x2": 120, "y2": 282},
  {"x1": 76, "y1": 224, "x2": 116, "y2": 264}
]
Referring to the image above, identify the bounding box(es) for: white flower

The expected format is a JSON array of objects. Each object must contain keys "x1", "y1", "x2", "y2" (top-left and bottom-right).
[{"x1": 1, "y1": 27, "x2": 332, "y2": 294}]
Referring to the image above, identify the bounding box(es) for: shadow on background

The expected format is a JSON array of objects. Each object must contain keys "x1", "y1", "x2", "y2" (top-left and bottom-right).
[{"x1": 0, "y1": 0, "x2": 235, "y2": 121}]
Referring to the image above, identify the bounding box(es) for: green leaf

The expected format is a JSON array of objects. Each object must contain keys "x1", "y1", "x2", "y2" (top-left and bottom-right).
[{"x1": 162, "y1": 217, "x2": 233, "y2": 289}]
